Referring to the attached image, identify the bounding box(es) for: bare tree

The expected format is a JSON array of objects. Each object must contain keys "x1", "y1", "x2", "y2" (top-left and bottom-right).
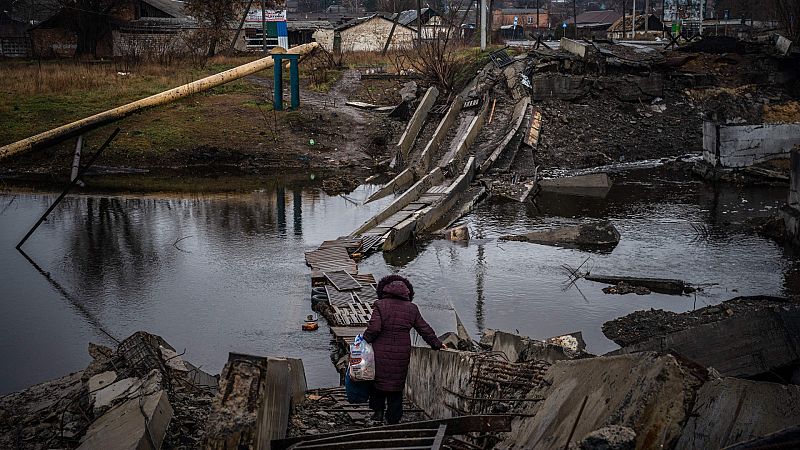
[
  {"x1": 402, "y1": 0, "x2": 471, "y2": 94},
  {"x1": 773, "y1": 0, "x2": 800, "y2": 39},
  {"x1": 185, "y1": 0, "x2": 243, "y2": 56}
]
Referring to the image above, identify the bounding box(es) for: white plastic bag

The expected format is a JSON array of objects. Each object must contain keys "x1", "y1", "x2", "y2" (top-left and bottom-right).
[{"x1": 348, "y1": 334, "x2": 375, "y2": 381}]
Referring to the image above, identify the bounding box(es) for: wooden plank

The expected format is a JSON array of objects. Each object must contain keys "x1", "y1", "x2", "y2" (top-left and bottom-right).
[
  {"x1": 431, "y1": 425, "x2": 447, "y2": 450},
  {"x1": 352, "y1": 274, "x2": 377, "y2": 285},
  {"x1": 326, "y1": 287, "x2": 354, "y2": 307},
  {"x1": 324, "y1": 271, "x2": 362, "y2": 291},
  {"x1": 272, "y1": 416, "x2": 512, "y2": 450},
  {"x1": 294, "y1": 436, "x2": 436, "y2": 449},
  {"x1": 255, "y1": 358, "x2": 293, "y2": 448},
  {"x1": 310, "y1": 260, "x2": 357, "y2": 273},
  {"x1": 285, "y1": 429, "x2": 438, "y2": 448},
  {"x1": 526, "y1": 110, "x2": 542, "y2": 147},
  {"x1": 330, "y1": 326, "x2": 366, "y2": 339}
]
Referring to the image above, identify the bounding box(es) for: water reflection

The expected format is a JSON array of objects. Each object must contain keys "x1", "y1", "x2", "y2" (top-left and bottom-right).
[
  {"x1": 0, "y1": 167, "x2": 795, "y2": 395},
  {"x1": 360, "y1": 167, "x2": 796, "y2": 355},
  {"x1": 0, "y1": 182, "x2": 391, "y2": 394}
]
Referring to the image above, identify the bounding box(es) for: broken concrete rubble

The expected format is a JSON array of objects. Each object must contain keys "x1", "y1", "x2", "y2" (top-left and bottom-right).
[
  {"x1": 579, "y1": 425, "x2": 636, "y2": 450},
  {"x1": 607, "y1": 301, "x2": 800, "y2": 379},
  {"x1": 0, "y1": 331, "x2": 217, "y2": 450},
  {"x1": 498, "y1": 352, "x2": 704, "y2": 450},
  {"x1": 702, "y1": 119, "x2": 800, "y2": 168},
  {"x1": 204, "y1": 353, "x2": 306, "y2": 450},
  {"x1": 491, "y1": 330, "x2": 591, "y2": 364},
  {"x1": 500, "y1": 220, "x2": 620, "y2": 250},
  {"x1": 77, "y1": 388, "x2": 172, "y2": 450},
  {"x1": 675, "y1": 378, "x2": 800, "y2": 449}
]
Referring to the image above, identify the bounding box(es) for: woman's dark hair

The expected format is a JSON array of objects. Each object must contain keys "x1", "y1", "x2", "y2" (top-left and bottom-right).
[{"x1": 376, "y1": 274, "x2": 414, "y2": 301}]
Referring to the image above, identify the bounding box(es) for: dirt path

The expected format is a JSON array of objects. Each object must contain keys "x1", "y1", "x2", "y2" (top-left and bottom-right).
[{"x1": 246, "y1": 69, "x2": 396, "y2": 165}]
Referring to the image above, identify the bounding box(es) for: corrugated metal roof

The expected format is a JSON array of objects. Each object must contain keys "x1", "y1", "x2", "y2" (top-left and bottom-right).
[
  {"x1": 567, "y1": 10, "x2": 621, "y2": 25},
  {"x1": 498, "y1": 8, "x2": 547, "y2": 14},
  {"x1": 387, "y1": 8, "x2": 433, "y2": 26},
  {"x1": 335, "y1": 13, "x2": 414, "y2": 32},
  {"x1": 287, "y1": 20, "x2": 334, "y2": 31},
  {"x1": 142, "y1": 0, "x2": 187, "y2": 19}
]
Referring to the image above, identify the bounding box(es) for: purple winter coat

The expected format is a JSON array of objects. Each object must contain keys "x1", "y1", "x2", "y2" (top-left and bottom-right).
[{"x1": 363, "y1": 280, "x2": 443, "y2": 392}]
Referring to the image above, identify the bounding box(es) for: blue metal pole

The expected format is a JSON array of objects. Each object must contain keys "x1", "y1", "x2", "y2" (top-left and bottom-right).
[
  {"x1": 289, "y1": 56, "x2": 300, "y2": 110},
  {"x1": 273, "y1": 54, "x2": 283, "y2": 111}
]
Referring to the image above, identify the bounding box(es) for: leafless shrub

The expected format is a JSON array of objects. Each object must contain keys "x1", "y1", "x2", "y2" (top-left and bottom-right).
[{"x1": 400, "y1": 0, "x2": 472, "y2": 94}]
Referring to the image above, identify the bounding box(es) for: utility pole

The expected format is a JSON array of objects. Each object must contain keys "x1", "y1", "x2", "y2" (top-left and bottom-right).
[
  {"x1": 645, "y1": 0, "x2": 649, "y2": 32},
  {"x1": 480, "y1": 0, "x2": 487, "y2": 50},
  {"x1": 417, "y1": 0, "x2": 423, "y2": 46},
  {"x1": 622, "y1": 0, "x2": 626, "y2": 40},
  {"x1": 536, "y1": 0, "x2": 540, "y2": 36},
  {"x1": 699, "y1": 0, "x2": 703, "y2": 36},
  {"x1": 261, "y1": 0, "x2": 268, "y2": 53},
  {"x1": 572, "y1": 0, "x2": 577, "y2": 38},
  {"x1": 631, "y1": 0, "x2": 636, "y2": 38}
]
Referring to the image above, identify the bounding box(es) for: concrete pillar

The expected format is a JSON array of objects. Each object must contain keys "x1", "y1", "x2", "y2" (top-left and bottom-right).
[
  {"x1": 273, "y1": 55, "x2": 284, "y2": 111},
  {"x1": 480, "y1": 0, "x2": 487, "y2": 50},
  {"x1": 287, "y1": 55, "x2": 300, "y2": 110}
]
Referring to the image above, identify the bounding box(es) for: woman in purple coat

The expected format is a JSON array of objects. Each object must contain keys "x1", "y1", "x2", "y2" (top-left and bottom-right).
[{"x1": 363, "y1": 275, "x2": 444, "y2": 424}]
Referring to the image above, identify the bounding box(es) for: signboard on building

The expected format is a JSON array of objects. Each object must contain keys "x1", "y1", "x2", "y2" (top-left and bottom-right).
[
  {"x1": 245, "y1": 8, "x2": 287, "y2": 23},
  {"x1": 243, "y1": 1, "x2": 288, "y2": 50}
]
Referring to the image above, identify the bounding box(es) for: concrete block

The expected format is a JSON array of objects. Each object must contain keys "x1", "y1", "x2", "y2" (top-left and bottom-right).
[
  {"x1": 561, "y1": 37, "x2": 590, "y2": 58},
  {"x1": 365, "y1": 168, "x2": 415, "y2": 203},
  {"x1": 776, "y1": 35, "x2": 792, "y2": 56},
  {"x1": 92, "y1": 377, "x2": 138, "y2": 411},
  {"x1": 531, "y1": 75, "x2": 590, "y2": 101},
  {"x1": 405, "y1": 348, "x2": 475, "y2": 420},
  {"x1": 419, "y1": 96, "x2": 464, "y2": 172},
  {"x1": 675, "y1": 378, "x2": 800, "y2": 449},
  {"x1": 500, "y1": 221, "x2": 620, "y2": 249},
  {"x1": 789, "y1": 146, "x2": 800, "y2": 208},
  {"x1": 539, "y1": 173, "x2": 611, "y2": 190},
  {"x1": 353, "y1": 167, "x2": 444, "y2": 236},
  {"x1": 397, "y1": 86, "x2": 439, "y2": 159},
  {"x1": 87, "y1": 371, "x2": 117, "y2": 393},
  {"x1": 492, "y1": 330, "x2": 587, "y2": 363},
  {"x1": 614, "y1": 309, "x2": 800, "y2": 378},
  {"x1": 78, "y1": 390, "x2": 172, "y2": 450},
  {"x1": 498, "y1": 353, "x2": 699, "y2": 450},
  {"x1": 703, "y1": 121, "x2": 800, "y2": 168}
]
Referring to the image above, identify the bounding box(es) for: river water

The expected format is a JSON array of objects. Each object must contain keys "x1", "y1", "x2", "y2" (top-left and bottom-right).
[{"x1": 0, "y1": 166, "x2": 794, "y2": 394}]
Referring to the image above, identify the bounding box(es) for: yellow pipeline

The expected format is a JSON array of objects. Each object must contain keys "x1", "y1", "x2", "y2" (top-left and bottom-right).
[{"x1": 0, "y1": 42, "x2": 319, "y2": 161}]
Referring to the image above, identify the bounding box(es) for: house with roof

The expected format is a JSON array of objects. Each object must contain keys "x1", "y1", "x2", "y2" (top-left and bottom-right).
[
  {"x1": 313, "y1": 14, "x2": 416, "y2": 52},
  {"x1": 0, "y1": 11, "x2": 31, "y2": 57},
  {"x1": 607, "y1": 14, "x2": 665, "y2": 40},
  {"x1": 566, "y1": 10, "x2": 621, "y2": 39},
  {"x1": 492, "y1": 8, "x2": 549, "y2": 31},
  {"x1": 29, "y1": 0, "x2": 196, "y2": 58}
]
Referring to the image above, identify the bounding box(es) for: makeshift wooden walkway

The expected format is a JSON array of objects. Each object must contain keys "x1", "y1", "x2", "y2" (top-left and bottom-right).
[{"x1": 303, "y1": 236, "x2": 380, "y2": 346}]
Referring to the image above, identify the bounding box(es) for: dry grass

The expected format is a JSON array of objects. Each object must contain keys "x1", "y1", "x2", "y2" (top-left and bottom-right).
[
  {"x1": 0, "y1": 57, "x2": 264, "y2": 97},
  {"x1": 763, "y1": 101, "x2": 800, "y2": 124}
]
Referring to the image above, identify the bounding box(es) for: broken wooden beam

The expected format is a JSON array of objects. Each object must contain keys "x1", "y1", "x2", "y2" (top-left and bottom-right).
[{"x1": 584, "y1": 275, "x2": 694, "y2": 295}]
